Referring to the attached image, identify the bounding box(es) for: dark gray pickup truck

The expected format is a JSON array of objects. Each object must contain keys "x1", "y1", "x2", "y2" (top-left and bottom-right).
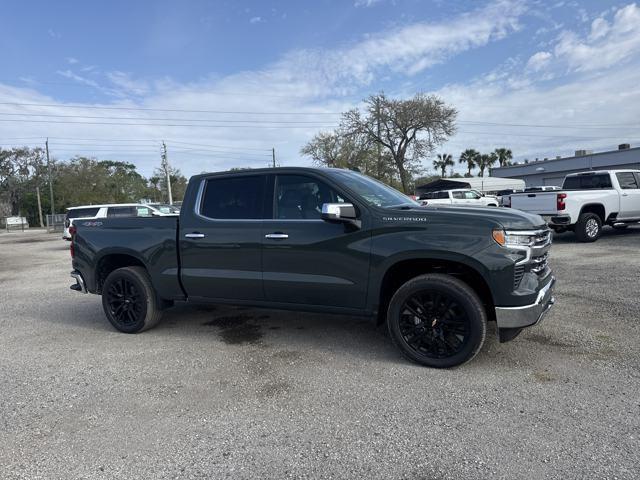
[{"x1": 70, "y1": 167, "x2": 556, "y2": 368}]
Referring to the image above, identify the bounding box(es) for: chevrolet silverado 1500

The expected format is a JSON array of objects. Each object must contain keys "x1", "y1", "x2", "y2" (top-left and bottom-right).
[{"x1": 69, "y1": 168, "x2": 556, "y2": 368}]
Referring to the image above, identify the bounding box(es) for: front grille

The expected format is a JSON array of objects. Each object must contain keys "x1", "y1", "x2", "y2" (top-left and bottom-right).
[
  {"x1": 514, "y1": 264, "x2": 525, "y2": 289},
  {"x1": 531, "y1": 252, "x2": 549, "y2": 274},
  {"x1": 532, "y1": 229, "x2": 552, "y2": 247}
]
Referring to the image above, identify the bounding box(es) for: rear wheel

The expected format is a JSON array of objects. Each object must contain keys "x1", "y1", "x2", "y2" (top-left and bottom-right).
[
  {"x1": 386, "y1": 274, "x2": 487, "y2": 368},
  {"x1": 575, "y1": 213, "x2": 601, "y2": 242},
  {"x1": 101, "y1": 266, "x2": 163, "y2": 333}
]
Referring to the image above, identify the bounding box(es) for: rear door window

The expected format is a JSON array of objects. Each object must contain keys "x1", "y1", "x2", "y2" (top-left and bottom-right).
[
  {"x1": 107, "y1": 206, "x2": 137, "y2": 218},
  {"x1": 616, "y1": 172, "x2": 639, "y2": 189},
  {"x1": 200, "y1": 175, "x2": 266, "y2": 219},
  {"x1": 563, "y1": 174, "x2": 613, "y2": 190},
  {"x1": 66, "y1": 207, "x2": 100, "y2": 219}
]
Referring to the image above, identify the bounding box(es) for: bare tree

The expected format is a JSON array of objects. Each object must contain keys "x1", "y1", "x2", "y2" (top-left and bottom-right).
[{"x1": 341, "y1": 92, "x2": 457, "y2": 193}]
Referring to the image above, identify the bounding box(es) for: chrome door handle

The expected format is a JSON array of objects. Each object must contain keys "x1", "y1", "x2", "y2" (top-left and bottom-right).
[
  {"x1": 185, "y1": 233, "x2": 206, "y2": 239},
  {"x1": 265, "y1": 233, "x2": 289, "y2": 239}
]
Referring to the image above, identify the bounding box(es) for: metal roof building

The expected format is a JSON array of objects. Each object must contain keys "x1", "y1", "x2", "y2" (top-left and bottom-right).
[{"x1": 490, "y1": 144, "x2": 640, "y2": 187}]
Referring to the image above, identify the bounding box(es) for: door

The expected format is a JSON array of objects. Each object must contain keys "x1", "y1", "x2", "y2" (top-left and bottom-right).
[
  {"x1": 262, "y1": 174, "x2": 370, "y2": 309},
  {"x1": 179, "y1": 174, "x2": 267, "y2": 301},
  {"x1": 616, "y1": 172, "x2": 640, "y2": 219}
]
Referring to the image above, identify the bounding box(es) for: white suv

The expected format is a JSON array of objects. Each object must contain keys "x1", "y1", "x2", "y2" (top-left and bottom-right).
[
  {"x1": 420, "y1": 189, "x2": 499, "y2": 207},
  {"x1": 63, "y1": 203, "x2": 177, "y2": 240}
]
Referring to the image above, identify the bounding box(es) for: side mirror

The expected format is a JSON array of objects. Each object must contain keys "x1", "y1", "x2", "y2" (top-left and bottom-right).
[{"x1": 321, "y1": 203, "x2": 359, "y2": 227}]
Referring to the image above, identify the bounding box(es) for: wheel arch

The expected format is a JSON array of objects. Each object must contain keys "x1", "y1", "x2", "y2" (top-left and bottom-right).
[
  {"x1": 579, "y1": 203, "x2": 606, "y2": 223},
  {"x1": 95, "y1": 249, "x2": 148, "y2": 294},
  {"x1": 373, "y1": 254, "x2": 495, "y2": 325}
]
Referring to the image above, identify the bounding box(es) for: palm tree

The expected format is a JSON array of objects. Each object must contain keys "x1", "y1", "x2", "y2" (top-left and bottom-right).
[
  {"x1": 494, "y1": 148, "x2": 513, "y2": 167},
  {"x1": 459, "y1": 149, "x2": 479, "y2": 177},
  {"x1": 433, "y1": 153, "x2": 454, "y2": 177},
  {"x1": 477, "y1": 153, "x2": 498, "y2": 177}
]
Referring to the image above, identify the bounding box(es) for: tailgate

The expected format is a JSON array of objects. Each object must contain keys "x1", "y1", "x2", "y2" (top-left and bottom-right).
[{"x1": 510, "y1": 192, "x2": 558, "y2": 215}]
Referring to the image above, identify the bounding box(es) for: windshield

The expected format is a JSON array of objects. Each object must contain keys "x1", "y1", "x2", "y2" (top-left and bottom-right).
[{"x1": 327, "y1": 170, "x2": 420, "y2": 208}]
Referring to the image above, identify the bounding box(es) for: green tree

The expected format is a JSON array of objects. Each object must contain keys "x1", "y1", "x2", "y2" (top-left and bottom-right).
[
  {"x1": 494, "y1": 148, "x2": 513, "y2": 167},
  {"x1": 433, "y1": 153, "x2": 454, "y2": 177},
  {"x1": 153, "y1": 166, "x2": 188, "y2": 203},
  {"x1": 459, "y1": 149, "x2": 479, "y2": 177},
  {"x1": 341, "y1": 92, "x2": 457, "y2": 193},
  {"x1": 477, "y1": 153, "x2": 498, "y2": 177}
]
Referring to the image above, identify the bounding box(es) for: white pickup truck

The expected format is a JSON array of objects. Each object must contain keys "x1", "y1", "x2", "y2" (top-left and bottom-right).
[
  {"x1": 419, "y1": 189, "x2": 499, "y2": 207},
  {"x1": 510, "y1": 170, "x2": 640, "y2": 242}
]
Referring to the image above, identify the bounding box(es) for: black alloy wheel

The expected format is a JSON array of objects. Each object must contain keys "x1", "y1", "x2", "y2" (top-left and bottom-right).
[
  {"x1": 398, "y1": 291, "x2": 470, "y2": 359},
  {"x1": 101, "y1": 266, "x2": 163, "y2": 333},
  {"x1": 105, "y1": 277, "x2": 145, "y2": 328},
  {"x1": 387, "y1": 274, "x2": 487, "y2": 368}
]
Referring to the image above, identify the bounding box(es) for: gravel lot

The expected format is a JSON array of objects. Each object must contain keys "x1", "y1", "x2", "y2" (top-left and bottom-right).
[{"x1": 1, "y1": 227, "x2": 639, "y2": 479}]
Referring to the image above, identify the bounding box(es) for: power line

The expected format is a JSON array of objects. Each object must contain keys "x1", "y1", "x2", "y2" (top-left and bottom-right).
[
  {"x1": 0, "y1": 118, "x2": 337, "y2": 128},
  {"x1": 0, "y1": 101, "x2": 342, "y2": 115},
  {"x1": 0, "y1": 111, "x2": 342, "y2": 124}
]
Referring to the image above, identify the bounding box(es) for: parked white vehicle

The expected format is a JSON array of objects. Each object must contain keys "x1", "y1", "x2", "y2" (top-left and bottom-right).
[
  {"x1": 420, "y1": 189, "x2": 499, "y2": 207},
  {"x1": 509, "y1": 170, "x2": 640, "y2": 242},
  {"x1": 63, "y1": 203, "x2": 177, "y2": 240}
]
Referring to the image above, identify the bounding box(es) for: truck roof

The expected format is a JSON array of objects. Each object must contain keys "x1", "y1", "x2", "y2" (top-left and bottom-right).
[
  {"x1": 190, "y1": 166, "x2": 346, "y2": 181},
  {"x1": 566, "y1": 169, "x2": 640, "y2": 177}
]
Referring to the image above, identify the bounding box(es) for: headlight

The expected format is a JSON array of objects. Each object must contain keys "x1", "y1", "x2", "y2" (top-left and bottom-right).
[{"x1": 492, "y1": 229, "x2": 536, "y2": 247}]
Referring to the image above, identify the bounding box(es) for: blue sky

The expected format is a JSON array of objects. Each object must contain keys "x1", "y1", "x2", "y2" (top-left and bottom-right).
[{"x1": 1, "y1": 0, "x2": 639, "y2": 177}]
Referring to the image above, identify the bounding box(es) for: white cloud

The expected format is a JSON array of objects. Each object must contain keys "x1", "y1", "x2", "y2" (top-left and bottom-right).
[
  {"x1": 249, "y1": 16, "x2": 263, "y2": 24},
  {"x1": 354, "y1": 0, "x2": 383, "y2": 7},
  {"x1": 3, "y1": 1, "x2": 639, "y2": 179},
  {"x1": 554, "y1": 3, "x2": 640, "y2": 72},
  {"x1": 106, "y1": 71, "x2": 150, "y2": 96},
  {"x1": 526, "y1": 51, "x2": 552, "y2": 71},
  {"x1": 66, "y1": 57, "x2": 79, "y2": 65}
]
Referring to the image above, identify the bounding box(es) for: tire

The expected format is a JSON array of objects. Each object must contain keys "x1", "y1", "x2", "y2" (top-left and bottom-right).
[
  {"x1": 574, "y1": 213, "x2": 602, "y2": 242},
  {"x1": 386, "y1": 274, "x2": 487, "y2": 368},
  {"x1": 101, "y1": 266, "x2": 163, "y2": 333}
]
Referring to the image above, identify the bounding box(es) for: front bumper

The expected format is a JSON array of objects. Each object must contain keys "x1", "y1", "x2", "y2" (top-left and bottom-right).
[{"x1": 495, "y1": 276, "x2": 556, "y2": 329}]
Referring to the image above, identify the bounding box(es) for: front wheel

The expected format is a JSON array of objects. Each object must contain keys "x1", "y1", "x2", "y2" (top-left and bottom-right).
[
  {"x1": 101, "y1": 266, "x2": 163, "y2": 333},
  {"x1": 386, "y1": 274, "x2": 487, "y2": 368}
]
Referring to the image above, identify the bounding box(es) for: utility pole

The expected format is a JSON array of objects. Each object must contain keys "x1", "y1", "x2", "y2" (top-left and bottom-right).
[
  {"x1": 36, "y1": 186, "x2": 44, "y2": 228},
  {"x1": 272, "y1": 148, "x2": 276, "y2": 168},
  {"x1": 45, "y1": 138, "x2": 55, "y2": 217},
  {"x1": 161, "y1": 141, "x2": 173, "y2": 205},
  {"x1": 375, "y1": 98, "x2": 382, "y2": 179}
]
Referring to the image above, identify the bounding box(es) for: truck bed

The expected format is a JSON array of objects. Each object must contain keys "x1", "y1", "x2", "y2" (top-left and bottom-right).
[{"x1": 72, "y1": 216, "x2": 184, "y2": 300}]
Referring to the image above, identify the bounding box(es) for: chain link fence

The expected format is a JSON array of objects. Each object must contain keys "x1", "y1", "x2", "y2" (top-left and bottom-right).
[{"x1": 46, "y1": 214, "x2": 66, "y2": 233}]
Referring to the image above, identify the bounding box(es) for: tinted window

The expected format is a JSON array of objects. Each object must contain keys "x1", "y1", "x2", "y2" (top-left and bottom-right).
[
  {"x1": 616, "y1": 172, "x2": 638, "y2": 189},
  {"x1": 201, "y1": 176, "x2": 265, "y2": 219},
  {"x1": 563, "y1": 174, "x2": 612, "y2": 190},
  {"x1": 326, "y1": 170, "x2": 419, "y2": 208},
  {"x1": 275, "y1": 175, "x2": 345, "y2": 220},
  {"x1": 66, "y1": 207, "x2": 100, "y2": 219},
  {"x1": 452, "y1": 191, "x2": 464, "y2": 199},
  {"x1": 107, "y1": 206, "x2": 137, "y2": 218},
  {"x1": 436, "y1": 191, "x2": 449, "y2": 199}
]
